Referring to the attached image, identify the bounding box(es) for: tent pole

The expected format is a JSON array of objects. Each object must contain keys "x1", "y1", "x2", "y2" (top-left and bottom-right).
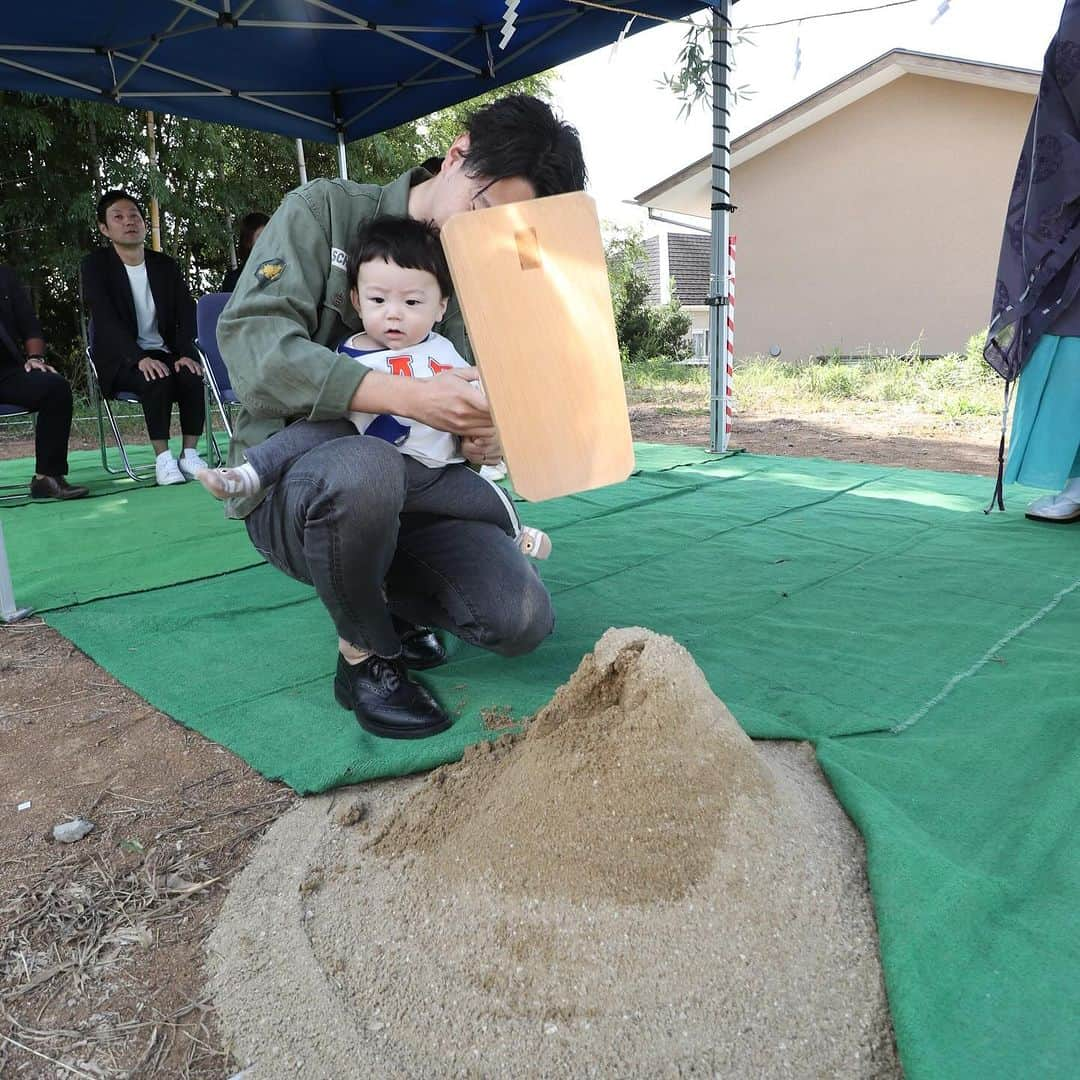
[
  {"x1": 295, "y1": 138, "x2": 308, "y2": 184},
  {"x1": 146, "y1": 110, "x2": 162, "y2": 252},
  {"x1": 337, "y1": 132, "x2": 348, "y2": 180},
  {"x1": 0, "y1": 522, "x2": 32, "y2": 624},
  {"x1": 708, "y1": 1, "x2": 733, "y2": 453}
]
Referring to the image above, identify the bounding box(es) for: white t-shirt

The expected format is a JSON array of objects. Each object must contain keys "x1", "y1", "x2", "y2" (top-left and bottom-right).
[
  {"x1": 123, "y1": 261, "x2": 165, "y2": 352},
  {"x1": 341, "y1": 331, "x2": 472, "y2": 468}
]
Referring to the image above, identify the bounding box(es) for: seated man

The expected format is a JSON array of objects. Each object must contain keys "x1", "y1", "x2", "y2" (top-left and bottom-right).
[
  {"x1": 218, "y1": 94, "x2": 586, "y2": 741},
  {"x1": 81, "y1": 191, "x2": 207, "y2": 487},
  {"x1": 0, "y1": 264, "x2": 88, "y2": 500}
]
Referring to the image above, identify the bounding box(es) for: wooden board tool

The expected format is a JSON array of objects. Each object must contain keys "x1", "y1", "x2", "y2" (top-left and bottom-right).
[{"x1": 440, "y1": 191, "x2": 634, "y2": 502}]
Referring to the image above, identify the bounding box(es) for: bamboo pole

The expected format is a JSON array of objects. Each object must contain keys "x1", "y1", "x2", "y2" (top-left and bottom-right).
[{"x1": 145, "y1": 110, "x2": 162, "y2": 252}]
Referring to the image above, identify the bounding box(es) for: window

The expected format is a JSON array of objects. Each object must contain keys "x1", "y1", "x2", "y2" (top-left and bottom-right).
[{"x1": 690, "y1": 328, "x2": 708, "y2": 360}]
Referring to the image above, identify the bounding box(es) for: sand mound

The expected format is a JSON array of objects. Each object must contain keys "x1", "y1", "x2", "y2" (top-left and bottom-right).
[
  {"x1": 209, "y1": 628, "x2": 899, "y2": 1078},
  {"x1": 374, "y1": 629, "x2": 773, "y2": 904}
]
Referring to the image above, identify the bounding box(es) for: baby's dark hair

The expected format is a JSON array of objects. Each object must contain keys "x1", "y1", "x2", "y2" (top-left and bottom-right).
[{"x1": 346, "y1": 216, "x2": 452, "y2": 298}]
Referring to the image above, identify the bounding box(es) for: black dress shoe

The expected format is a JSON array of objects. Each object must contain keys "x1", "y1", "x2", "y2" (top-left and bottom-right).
[
  {"x1": 391, "y1": 615, "x2": 447, "y2": 669},
  {"x1": 30, "y1": 475, "x2": 90, "y2": 501},
  {"x1": 334, "y1": 654, "x2": 451, "y2": 740}
]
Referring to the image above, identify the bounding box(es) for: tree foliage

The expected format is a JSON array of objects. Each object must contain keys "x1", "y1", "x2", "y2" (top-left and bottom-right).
[
  {"x1": 0, "y1": 76, "x2": 549, "y2": 386},
  {"x1": 605, "y1": 226, "x2": 692, "y2": 364}
]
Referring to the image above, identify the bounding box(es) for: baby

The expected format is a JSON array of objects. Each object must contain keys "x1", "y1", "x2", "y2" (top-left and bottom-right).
[{"x1": 198, "y1": 215, "x2": 550, "y2": 559}]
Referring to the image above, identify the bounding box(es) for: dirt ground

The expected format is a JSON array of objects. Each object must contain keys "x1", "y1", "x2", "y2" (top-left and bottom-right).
[{"x1": 0, "y1": 405, "x2": 997, "y2": 1077}]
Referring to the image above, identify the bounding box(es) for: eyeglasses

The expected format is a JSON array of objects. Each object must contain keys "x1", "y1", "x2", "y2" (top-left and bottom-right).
[{"x1": 469, "y1": 178, "x2": 499, "y2": 212}]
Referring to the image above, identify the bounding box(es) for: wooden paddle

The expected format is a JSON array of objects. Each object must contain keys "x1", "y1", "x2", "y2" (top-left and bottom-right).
[{"x1": 440, "y1": 191, "x2": 634, "y2": 502}]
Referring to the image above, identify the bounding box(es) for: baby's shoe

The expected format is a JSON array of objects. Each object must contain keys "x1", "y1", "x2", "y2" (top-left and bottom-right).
[{"x1": 517, "y1": 526, "x2": 552, "y2": 560}]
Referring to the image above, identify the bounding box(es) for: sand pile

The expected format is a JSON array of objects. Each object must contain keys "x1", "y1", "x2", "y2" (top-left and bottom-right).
[
  {"x1": 373, "y1": 629, "x2": 774, "y2": 904},
  {"x1": 209, "y1": 628, "x2": 899, "y2": 1078}
]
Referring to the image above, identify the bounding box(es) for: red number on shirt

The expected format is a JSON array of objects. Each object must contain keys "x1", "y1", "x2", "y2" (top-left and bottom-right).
[
  {"x1": 387, "y1": 355, "x2": 414, "y2": 377},
  {"x1": 428, "y1": 358, "x2": 454, "y2": 375}
]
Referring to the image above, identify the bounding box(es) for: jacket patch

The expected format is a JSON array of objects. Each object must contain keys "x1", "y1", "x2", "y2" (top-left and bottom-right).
[
  {"x1": 254, "y1": 258, "x2": 286, "y2": 286},
  {"x1": 330, "y1": 247, "x2": 348, "y2": 273}
]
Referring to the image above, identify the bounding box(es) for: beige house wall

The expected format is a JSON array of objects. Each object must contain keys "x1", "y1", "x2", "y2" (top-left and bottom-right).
[{"x1": 725, "y1": 73, "x2": 1032, "y2": 361}]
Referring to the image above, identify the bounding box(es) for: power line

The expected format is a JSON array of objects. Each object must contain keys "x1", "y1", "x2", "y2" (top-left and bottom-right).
[
  {"x1": 741, "y1": 0, "x2": 920, "y2": 32},
  {"x1": 562, "y1": 0, "x2": 922, "y2": 32}
]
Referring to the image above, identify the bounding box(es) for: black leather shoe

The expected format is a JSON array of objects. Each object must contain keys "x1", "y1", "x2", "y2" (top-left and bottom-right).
[
  {"x1": 30, "y1": 475, "x2": 90, "y2": 501},
  {"x1": 397, "y1": 624, "x2": 447, "y2": 670},
  {"x1": 334, "y1": 654, "x2": 451, "y2": 740}
]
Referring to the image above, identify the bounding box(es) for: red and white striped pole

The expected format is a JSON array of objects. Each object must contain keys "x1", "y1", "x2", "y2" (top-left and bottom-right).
[{"x1": 723, "y1": 235, "x2": 736, "y2": 448}]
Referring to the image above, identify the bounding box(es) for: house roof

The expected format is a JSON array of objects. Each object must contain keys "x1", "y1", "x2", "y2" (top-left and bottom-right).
[{"x1": 634, "y1": 48, "x2": 1040, "y2": 210}]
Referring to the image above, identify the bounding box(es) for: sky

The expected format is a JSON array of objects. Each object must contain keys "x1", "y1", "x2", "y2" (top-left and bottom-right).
[{"x1": 549, "y1": 0, "x2": 1065, "y2": 228}]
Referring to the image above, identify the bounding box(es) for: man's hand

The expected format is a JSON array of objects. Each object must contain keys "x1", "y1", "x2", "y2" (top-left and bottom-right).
[
  {"x1": 461, "y1": 429, "x2": 503, "y2": 466},
  {"x1": 138, "y1": 356, "x2": 171, "y2": 381},
  {"x1": 410, "y1": 370, "x2": 492, "y2": 435},
  {"x1": 24, "y1": 358, "x2": 56, "y2": 374},
  {"x1": 349, "y1": 368, "x2": 493, "y2": 434},
  {"x1": 175, "y1": 355, "x2": 203, "y2": 377}
]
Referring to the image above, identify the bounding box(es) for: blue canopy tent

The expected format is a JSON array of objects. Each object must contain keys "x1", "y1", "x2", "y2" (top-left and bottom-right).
[
  {"x1": 0, "y1": 2, "x2": 702, "y2": 143},
  {"x1": 0, "y1": 0, "x2": 735, "y2": 451}
]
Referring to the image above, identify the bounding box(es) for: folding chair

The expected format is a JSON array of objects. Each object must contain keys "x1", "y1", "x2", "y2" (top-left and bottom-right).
[
  {"x1": 85, "y1": 322, "x2": 152, "y2": 482},
  {"x1": 197, "y1": 292, "x2": 239, "y2": 463},
  {"x1": 0, "y1": 402, "x2": 33, "y2": 503}
]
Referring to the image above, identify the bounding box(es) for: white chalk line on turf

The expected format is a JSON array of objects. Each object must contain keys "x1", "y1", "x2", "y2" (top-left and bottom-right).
[{"x1": 891, "y1": 575, "x2": 1080, "y2": 735}]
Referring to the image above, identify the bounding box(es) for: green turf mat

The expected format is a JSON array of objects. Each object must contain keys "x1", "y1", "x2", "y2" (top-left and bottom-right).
[
  {"x1": 0, "y1": 433, "x2": 225, "y2": 502},
  {"x1": 34, "y1": 448, "x2": 1080, "y2": 1078},
  {"x1": 0, "y1": 441, "x2": 718, "y2": 613},
  {"x1": 817, "y1": 583, "x2": 1080, "y2": 1080},
  {"x1": 0, "y1": 444, "x2": 258, "y2": 612}
]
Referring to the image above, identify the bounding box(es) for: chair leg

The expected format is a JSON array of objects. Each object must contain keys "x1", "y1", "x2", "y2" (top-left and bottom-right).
[
  {"x1": 207, "y1": 374, "x2": 234, "y2": 440},
  {"x1": 100, "y1": 396, "x2": 150, "y2": 482},
  {"x1": 95, "y1": 387, "x2": 119, "y2": 475},
  {"x1": 204, "y1": 384, "x2": 217, "y2": 466},
  {"x1": 204, "y1": 384, "x2": 226, "y2": 466}
]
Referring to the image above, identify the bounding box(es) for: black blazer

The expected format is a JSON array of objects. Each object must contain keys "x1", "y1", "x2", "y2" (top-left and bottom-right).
[
  {"x1": 220, "y1": 263, "x2": 242, "y2": 293},
  {"x1": 0, "y1": 264, "x2": 44, "y2": 370},
  {"x1": 80, "y1": 246, "x2": 197, "y2": 396}
]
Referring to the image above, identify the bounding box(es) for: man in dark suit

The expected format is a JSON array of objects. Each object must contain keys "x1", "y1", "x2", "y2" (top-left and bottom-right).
[
  {"x1": 81, "y1": 191, "x2": 206, "y2": 486},
  {"x1": 0, "y1": 264, "x2": 89, "y2": 500}
]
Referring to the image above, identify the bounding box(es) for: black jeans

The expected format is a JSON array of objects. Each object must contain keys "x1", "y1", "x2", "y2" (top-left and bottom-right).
[
  {"x1": 0, "y1": 365, "x2": 74, "y2": 476},
  {"x1": 245, "y1": 434, "x2": 553, "y2": 657},
  {"x1": 245, "y1": 418, "x2": 524, "y2": 539},
  {"x1": 111, "y1": 350, "x2": 205, "y2": 441}
]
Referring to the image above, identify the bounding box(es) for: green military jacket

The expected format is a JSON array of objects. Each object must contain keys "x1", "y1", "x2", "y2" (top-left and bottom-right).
[{"x1": 216, "y1": 167, "x2": 471, "y2": 518}]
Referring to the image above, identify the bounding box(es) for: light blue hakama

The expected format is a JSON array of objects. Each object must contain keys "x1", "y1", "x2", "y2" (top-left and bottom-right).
[{"x1": 1005, "y1": 333, "x2": 1080, "y2": 490}]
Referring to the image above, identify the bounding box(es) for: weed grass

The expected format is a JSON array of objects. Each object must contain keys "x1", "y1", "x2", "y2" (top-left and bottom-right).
[{"x1": 622, "y1": 332, "x2": 1004, "y2": 425}]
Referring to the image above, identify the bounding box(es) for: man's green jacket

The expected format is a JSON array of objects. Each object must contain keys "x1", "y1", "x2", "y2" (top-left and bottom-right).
[{"x1": 216, "y1": 167, "x2": 471, "y2": 519}]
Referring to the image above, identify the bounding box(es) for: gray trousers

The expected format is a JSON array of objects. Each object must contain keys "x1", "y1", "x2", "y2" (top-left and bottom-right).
[{"x1": 244, "y1": 428, "x2": 554, "y2": 658}]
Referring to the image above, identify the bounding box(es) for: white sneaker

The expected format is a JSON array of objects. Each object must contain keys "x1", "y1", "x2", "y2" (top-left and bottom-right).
[
  {"x1": 517, "y1": 526, "x2": 552, "y2": 560},
  {"x1": 155, "y1": 454, "x2": 186, "y2": 486},
  {"x1": 480, "y1": 461, "x2": 508, "y2": 482},
  {"x1": 1025, "y1": 493, "x2": 1080, "y2": 522},
  {"x1": 177, "y1": 452, "x2": 209, "y2": 479}
]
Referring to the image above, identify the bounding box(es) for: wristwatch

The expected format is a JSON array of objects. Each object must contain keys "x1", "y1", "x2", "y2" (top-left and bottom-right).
[{"x1": 26, "y1": 353, "x2": 46, "y2": 361}]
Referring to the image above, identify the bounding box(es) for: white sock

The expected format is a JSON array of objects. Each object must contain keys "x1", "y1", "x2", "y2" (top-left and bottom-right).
[
  {"x1": 181, "y1": 447, "x2": 202, "y2": 460},
  {"x1": 156, "y1": 450, "x2": 175, "y2": 464},
  {"x1": 1062, "y1": 476, "x2": 1080, "y2": 501}
]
